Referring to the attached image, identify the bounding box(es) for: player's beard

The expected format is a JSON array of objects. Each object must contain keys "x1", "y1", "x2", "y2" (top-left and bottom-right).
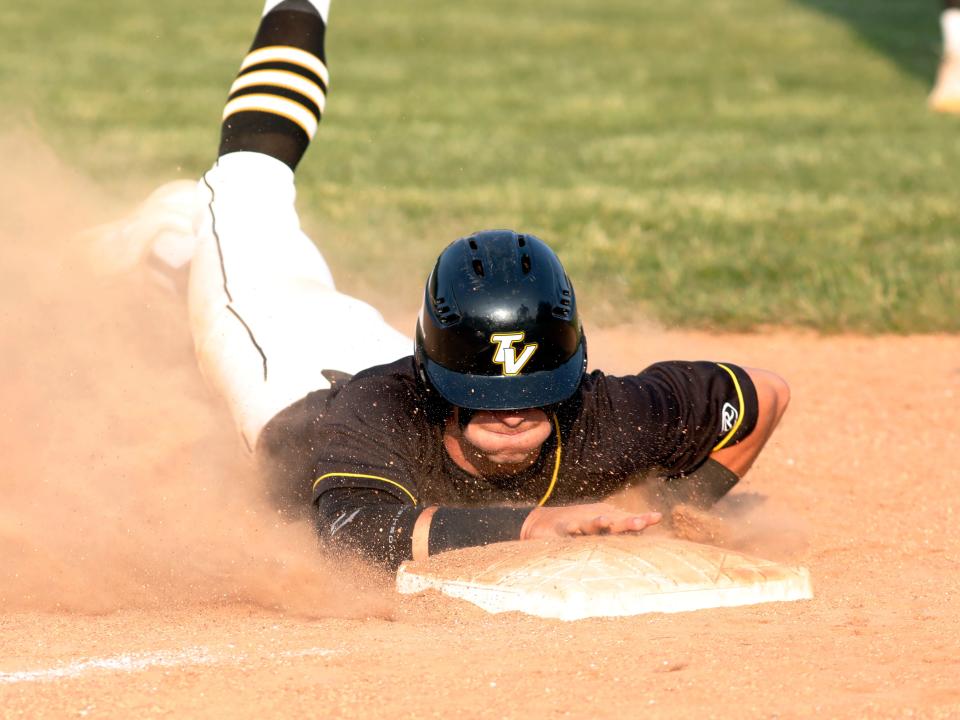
[{"x1": 444, "y1": 408, "x2": 552, "y2": 478}]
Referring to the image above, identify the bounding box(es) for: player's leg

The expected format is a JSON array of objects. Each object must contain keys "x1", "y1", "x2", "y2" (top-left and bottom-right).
[
  {"x1": 189, "y1": 0, "x2": 410, "y2": 452},
  {"x1": 191, "y1": 154, "x2": 410, "y2": 453},
  {"x1": 930, "y1": 0, "x2": 960, "y2": 113}
]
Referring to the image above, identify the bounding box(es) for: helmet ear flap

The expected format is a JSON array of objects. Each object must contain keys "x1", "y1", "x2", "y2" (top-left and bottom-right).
[{"x1": 415, "y1": 319, "x2": 456, "y2": 424}]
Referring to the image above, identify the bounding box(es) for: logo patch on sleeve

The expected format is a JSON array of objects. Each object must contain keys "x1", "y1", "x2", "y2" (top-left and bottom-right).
[
  {"x1": 490, "y1": 332, "x2": 538, "y2": 375},
  {"x1": 721, "y1": 401, "x2": 739, "y2": 433}
]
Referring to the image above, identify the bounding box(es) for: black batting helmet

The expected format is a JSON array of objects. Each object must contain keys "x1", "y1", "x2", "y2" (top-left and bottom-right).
[{"x1": 414, "y1": 229, "x2": 587, "y2": 410}]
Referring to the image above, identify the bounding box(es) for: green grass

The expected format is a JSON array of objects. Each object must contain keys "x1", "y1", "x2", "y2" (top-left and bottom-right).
[{"x1": 2, "y1": 0, "x2": 958, "y2": 331}]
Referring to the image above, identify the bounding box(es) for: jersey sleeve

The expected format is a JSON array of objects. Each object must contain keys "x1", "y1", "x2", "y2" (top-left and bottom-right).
[
  {"x1": 588, "y1": 361, "x2": 758, "y2": 478},
  {"x1": 309, "y1": 370, "x2": 425, "y2": 507}
]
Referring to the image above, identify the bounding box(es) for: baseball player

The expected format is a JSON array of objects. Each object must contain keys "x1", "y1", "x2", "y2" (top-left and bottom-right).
[
  {"x1": 124, "y1": 0, "x2": 790, "y2": 570},
  {"x1": 931, "y1": 0, "x2": 960, "y2": 112}
]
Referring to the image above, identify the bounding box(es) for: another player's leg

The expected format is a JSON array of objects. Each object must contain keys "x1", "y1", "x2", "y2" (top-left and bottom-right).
[
  {"x1": 190, "y1": 0, "x2": 410, "y2": 454},
  {"x1": 930, "y1": 0, "x2": 960, "y2": 113}
]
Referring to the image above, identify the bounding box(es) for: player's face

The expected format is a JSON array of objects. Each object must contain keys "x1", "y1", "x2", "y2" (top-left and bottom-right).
[{"x1": 448, "y1": 408, "x2": 553, "y2": 475}]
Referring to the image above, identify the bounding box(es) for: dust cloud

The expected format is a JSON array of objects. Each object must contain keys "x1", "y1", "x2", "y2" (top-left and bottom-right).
[
  {"x1": 668, "y1": 499, "x2": 809, "y2": 562},
  {"x1": 611, "y1": 483, "x2": 808, "y2": 562},
  {"x1": 0, "y1": 132, "x2": 392, "y2": 618}
]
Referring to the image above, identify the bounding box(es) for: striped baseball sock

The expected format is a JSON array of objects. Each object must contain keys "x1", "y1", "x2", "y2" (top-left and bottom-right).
[{"x1": 219, "y1": 0, "x2": 331, "y2": 170}]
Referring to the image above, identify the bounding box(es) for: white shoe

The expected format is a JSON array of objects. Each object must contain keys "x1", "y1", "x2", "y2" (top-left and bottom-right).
[
  {"x1": 929, "y1": 54, "x2": 960, "y2": 114},
  {"x1": 85, "y1": 179, "x2": 200, "y2": 294}
]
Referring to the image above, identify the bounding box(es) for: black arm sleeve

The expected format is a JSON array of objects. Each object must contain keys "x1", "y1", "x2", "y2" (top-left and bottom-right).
[
  {"x1": 653, "y1": 458, "x2": 742, "y2": 510},
  {"x1": 316, "y1": 488, "x2": 532, "y2": 570},
  {"x1": 427, "y1": 507, "x2": 531, "y2": 555}
]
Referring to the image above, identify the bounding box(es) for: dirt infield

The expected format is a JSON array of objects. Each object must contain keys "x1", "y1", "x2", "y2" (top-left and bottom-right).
[
  {"x1": 2, "y1": 326, "x2": 959, "y2": 718},
  {"x1": 1, "y1": 138, "x2": 958, "y2": 717}
]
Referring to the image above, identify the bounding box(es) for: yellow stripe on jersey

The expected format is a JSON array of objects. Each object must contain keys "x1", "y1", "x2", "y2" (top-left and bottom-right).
[
  {"x1": 312, "y1": 472, "x2": 418, "y2": 506},
  {"x1": 536, "y1": 414, "x2": 563, "y2": 506},
  {"x1": 222, "y1": 94, "x2": 319, "y2": 138},
  {"x1": 313, "y1": 420, "x2": 561, "y2": 509},
  {"x1": 229, "y1": 69, "x2": 327, "y2": 112},
  {"x1": 240, "y1": 45, "x2": 330, "y2": 89},
  {"x1": 712, "y1": 363, "x2": 746, "y2": 451}
]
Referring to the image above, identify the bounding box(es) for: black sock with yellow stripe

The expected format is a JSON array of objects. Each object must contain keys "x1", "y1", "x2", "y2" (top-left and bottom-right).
[{"x1": 219, "y1": 0, "x2": 329, "y2": 170}]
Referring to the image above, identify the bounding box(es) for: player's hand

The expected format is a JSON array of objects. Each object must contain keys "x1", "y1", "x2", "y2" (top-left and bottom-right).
[{"x1": 520, "y1": 503, "x2": 661, "y2": 540}]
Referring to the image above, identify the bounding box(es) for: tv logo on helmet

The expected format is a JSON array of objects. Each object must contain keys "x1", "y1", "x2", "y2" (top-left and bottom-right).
[{"x1": 490, "y1": 332, "x2": 538, "y2": 376}]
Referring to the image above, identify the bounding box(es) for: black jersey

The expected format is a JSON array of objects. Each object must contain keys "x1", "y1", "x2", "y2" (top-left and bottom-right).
[
  {"x1": 308, "y1": 356, "x2": 757, "y2": 508},
  {"x1": 257, "y1": 355, "x2": 757, "y2": 567}
]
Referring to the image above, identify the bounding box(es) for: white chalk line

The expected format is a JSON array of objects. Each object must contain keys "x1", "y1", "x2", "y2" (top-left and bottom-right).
[{"x1": 0, "y1": 646, "x2": 336, "y2": 685}]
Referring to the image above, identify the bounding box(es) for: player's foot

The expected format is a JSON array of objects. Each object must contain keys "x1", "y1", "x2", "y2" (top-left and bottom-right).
[
  {"x1": 928, "y1": 54, "x2": 960, "y2": 114},
  {"x1": 85, "y1": 180, "x2": 199, "y2": 295}
]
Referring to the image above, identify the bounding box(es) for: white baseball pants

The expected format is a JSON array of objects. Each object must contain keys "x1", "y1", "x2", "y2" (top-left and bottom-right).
[{"x1": 189, "y1": 151, "x2": 411, "y2": 451}]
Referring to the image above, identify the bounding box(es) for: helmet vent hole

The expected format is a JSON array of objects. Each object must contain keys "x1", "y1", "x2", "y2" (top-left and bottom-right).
[
  {"x1": 520, "y1": 253, "x2": 532, "y2": 274},
  {"x1": 468, "y1": 239, "x2": 478, "y2": 251},
  {"x1": 472, "y1": 259, "x2": 485, "y2": 277},
  {"x1": 517, "y1": 235, "x2": 526, "y2": 247}
]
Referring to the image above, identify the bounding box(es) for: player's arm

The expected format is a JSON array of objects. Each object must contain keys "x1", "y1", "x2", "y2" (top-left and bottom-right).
[
  {"x1": 709, "y1": 367, "x2": 790, "y2": 476},
  {"x1": 651, "y1": 362, "x2": 789, "y2": 508},
  {"x1": 316, "y1": 488, "x2": 661, "y2": 567},
  {"x1": 316, "y1": 488, "x2": 531, "y2": 567},
  {"x1": 654, "y1": 366, "x2": 789, "y2": 509},
  {"x1": 422, "y1": 503, "x2": 662, "y2": 547}
]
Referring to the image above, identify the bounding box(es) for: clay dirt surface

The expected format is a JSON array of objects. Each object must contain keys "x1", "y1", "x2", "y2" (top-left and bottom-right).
[
  {"x1": 2, "y1": 141, "x2": 959, "y2": 718},
  {"x1": 3, "y1": 329, "x2": 959, "y2": 719}
]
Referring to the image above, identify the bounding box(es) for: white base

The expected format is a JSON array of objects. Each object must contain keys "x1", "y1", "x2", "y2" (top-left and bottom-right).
[{"x1": 396, "y1": 536, "x2": 812, "y2": 621}]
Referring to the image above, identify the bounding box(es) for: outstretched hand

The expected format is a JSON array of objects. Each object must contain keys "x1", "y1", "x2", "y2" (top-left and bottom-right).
[{"x1": 520, "y1": 502, "x2": 661, "y2": 540}]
